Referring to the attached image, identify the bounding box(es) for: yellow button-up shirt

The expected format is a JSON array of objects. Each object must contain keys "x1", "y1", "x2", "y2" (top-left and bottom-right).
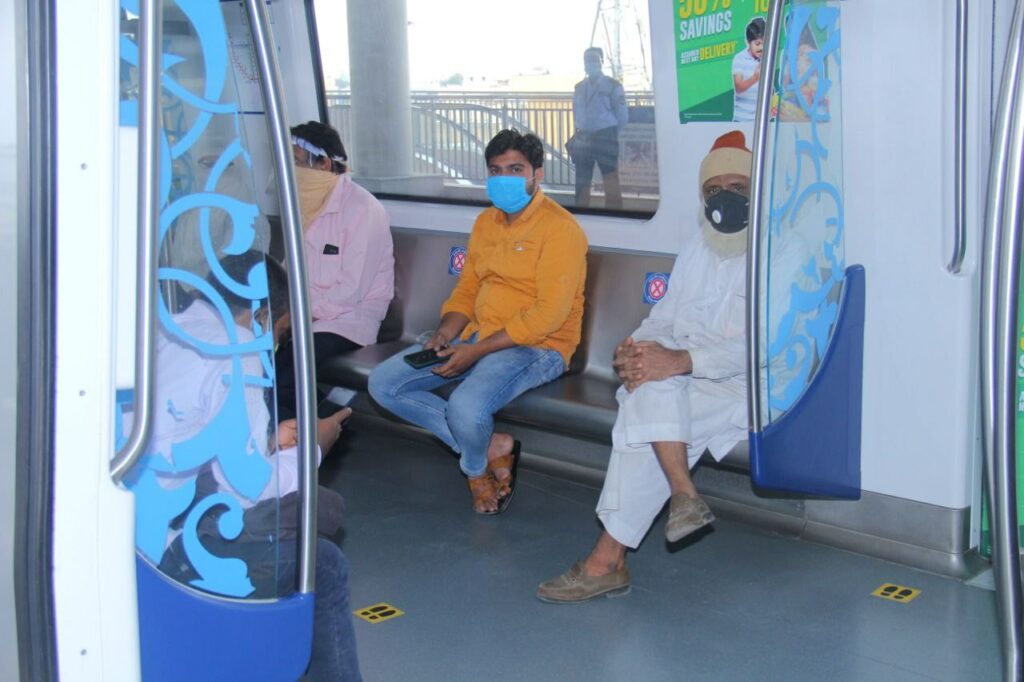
[{"x1": 441, "y1": 190, "x2": 588, "y2": 367}]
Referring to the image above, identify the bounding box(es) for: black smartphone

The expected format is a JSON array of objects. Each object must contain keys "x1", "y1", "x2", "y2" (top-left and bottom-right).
[
  {"x1": 318, "y1": 387, "x2": 357, "y2": 418},
  {"x1": 404, "y1": 348, "x2": 444, "y2": 369}
]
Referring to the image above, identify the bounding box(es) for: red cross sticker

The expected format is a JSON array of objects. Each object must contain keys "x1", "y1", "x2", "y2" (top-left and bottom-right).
[
  {"x1": 643, "y1": 272, "x2": 670, "y2": 304},
  {"x1": 449, "y1": 246, "x2": 468, "y2": 276}
]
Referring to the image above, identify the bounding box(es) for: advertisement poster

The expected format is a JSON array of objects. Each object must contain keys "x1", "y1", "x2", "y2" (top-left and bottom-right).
[
  {"x1": 674, "y1": 0, "x2": 830, "y2": 123},
  {"x1": 674, "y1": 0, "x2": 770, "y2": 123}
]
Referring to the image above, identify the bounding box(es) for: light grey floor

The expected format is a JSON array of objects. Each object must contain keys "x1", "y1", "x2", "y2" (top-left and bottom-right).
[{"x1": 320, "y1": 425, "x2": 1002, "y2": 682}]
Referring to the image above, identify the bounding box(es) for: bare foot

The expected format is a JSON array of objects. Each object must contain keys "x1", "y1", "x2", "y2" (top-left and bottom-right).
[
  {"x1": 486, "y1": 432, "x2": 515, "y2": 496},
  {"x1": 317, "y1": 407, "x2": 352, "y2": 453}
]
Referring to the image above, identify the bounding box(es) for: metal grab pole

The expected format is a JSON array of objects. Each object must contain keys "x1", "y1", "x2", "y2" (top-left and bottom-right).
[
  {"x1": 949, "y1": 0, "x2": 968, "y2": 274},
  {"x1": 746, "y1": 0, "x2": 785, "y2": 435},
  {"x1": 244, "y1": 0, "x2": 319, "y2": 593},
  {"x1": 980, "y1": 0, "x2": 1024, "y2": 677},
  {"x1": 111, "y1": 0, "x2": 162, "y2": 482}
]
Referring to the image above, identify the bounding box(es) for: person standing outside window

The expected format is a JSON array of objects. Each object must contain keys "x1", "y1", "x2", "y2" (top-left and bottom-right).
[{"x1": 572, "y1": 47, "x2": 629, "y2": 209}]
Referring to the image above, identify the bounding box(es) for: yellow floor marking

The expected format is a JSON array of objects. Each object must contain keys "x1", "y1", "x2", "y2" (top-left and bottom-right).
[
  {"x1": 872, "y1": 583, "x2": 921, "y2": 603},
  {"x1": 354, "y1": 602, "x2": 405, "y2": 623}
]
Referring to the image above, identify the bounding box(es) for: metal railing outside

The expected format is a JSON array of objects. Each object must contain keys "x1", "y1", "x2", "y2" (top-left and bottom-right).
[{"x1": 326, "y1": 89, "x2": 655, "y2": 191}]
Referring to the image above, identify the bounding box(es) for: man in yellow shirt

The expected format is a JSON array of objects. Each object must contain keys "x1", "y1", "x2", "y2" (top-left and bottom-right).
[{"x1": 369, "y1": 129, "x2": 588, "y2": 515}]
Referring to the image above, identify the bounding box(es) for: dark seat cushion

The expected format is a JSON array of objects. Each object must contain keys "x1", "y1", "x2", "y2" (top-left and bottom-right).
[{"x1": 318, "y1": 340, "x2": 412, "y2": 392}]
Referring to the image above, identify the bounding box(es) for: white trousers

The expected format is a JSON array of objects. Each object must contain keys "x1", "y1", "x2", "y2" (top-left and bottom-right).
[{"x1": 596, "y1": 375, "x2": 745, "y2": 548}]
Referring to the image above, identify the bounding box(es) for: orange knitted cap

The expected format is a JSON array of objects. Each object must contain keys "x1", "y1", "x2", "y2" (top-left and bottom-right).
[{"x1": 699, "y1": 131, "x2": 753, "y2": 187}]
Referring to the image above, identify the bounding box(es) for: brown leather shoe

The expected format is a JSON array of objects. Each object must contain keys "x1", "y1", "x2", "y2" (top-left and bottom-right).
[
  {"x1": 665, "y1": 492, "x2": 715, "y2": 543},
  {"x1": 536, "y1": 561, "x2": 630, "y2": 603}
]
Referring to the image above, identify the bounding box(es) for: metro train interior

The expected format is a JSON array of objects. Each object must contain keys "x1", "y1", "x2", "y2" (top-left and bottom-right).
[{"x1": 2, "y1": 0, "x2": 1024, "y2": 680}]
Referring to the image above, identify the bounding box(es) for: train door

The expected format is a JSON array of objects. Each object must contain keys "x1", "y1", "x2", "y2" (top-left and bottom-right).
[
  {"x1": 117, "y1": 0, "x2": 323, "y2": 678},
  {"x1": 43, "y1": 0, "x2": 320, "y2": 678}
]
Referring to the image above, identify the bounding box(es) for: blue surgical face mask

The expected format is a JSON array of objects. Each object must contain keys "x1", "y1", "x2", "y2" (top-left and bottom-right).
[{"x1": 486, "y1": 175, "x2": 535, "y2": 214}]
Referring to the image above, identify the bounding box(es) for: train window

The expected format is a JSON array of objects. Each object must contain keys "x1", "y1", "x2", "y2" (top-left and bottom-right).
[{"x1": 313, "y1": 0, "x2": 658, "y2": 215}]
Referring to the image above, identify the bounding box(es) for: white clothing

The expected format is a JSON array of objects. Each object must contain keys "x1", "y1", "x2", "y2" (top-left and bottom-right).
[
  {"x1": 732, "y1": 49, "x2": 761, "y2": 122},
  {"x1": 573, "y1": 73, "x2": 630, "y2": 131},
  {"x1": 149, "y1": 301, "x2": 317, "y2": 510},
  {"x1": 597, "y1": 229, "x2": 747, "y2": 547},
  {"x1": 596, "y1": 227, "x2": 812, "y2": 547}
]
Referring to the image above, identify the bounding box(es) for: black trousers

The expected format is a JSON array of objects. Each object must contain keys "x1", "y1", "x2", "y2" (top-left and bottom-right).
[
  {"x1": 573, "y1": 126, "x2": 622, "y2": 207},
  {"x1": 274, "y1": 331, "x2": 361, "y2": 421}
]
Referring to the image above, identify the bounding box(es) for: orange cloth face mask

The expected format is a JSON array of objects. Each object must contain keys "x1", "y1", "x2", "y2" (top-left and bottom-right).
[{"x1": 294, "y1": 165, "x2": 340, "y2": 230}]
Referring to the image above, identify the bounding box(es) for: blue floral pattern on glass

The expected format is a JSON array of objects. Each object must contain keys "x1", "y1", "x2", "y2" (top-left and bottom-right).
[
  {"x1": 764, "y1": 2, "x2": 844, "y2": 421},
  {"x1": 118, "y1": 0, "x2": 278, "y2": 599}
]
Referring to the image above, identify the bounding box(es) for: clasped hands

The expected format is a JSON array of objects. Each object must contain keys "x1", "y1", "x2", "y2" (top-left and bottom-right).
[{"x1": 613, "y1": 336, "x2": 692, "y2": 392}]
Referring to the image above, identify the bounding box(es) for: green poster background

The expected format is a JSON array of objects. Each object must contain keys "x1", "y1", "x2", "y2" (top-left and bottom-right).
[{"x1": 674, "y1": 0, "x2": 769, "y2": 123}]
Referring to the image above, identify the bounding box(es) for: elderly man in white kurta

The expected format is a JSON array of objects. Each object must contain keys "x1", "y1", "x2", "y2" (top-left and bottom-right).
[{"x1": 537, "y1": 131, "x2": 754, "y2": 603}]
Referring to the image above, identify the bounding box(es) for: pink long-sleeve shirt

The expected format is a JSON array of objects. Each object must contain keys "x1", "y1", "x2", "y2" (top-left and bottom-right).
[{"x1": 304, "y1": 175, "x2": 395, "y2": 346}]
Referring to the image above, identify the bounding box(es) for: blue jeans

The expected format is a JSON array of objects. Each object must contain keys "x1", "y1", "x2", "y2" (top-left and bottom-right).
[
  {"x1": 368, "y1": 338, "x2": 566, "y2": 476},
  {"x1": 301, "y1": 538, "x2": 362, "y2": 682},
  {"x1": 159, "y1": 536, "x2": 361, "y2": 681}
]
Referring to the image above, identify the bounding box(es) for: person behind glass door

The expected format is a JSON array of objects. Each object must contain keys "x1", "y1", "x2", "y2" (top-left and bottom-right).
[
  {"x1": 572, "y1": 46, "x2": 629, "y2": 209},
  {"x1": 368, "y1": 129, "x2": 588, "y2": 515},
  {"x1": 274, "y1": 120, "x2": 395, "y2": 422},
  {"x1": 143, "y1": 252, "x2": 363, "y2": 680},
  {"x1": 732, "y1": 17, "x2": 765, "y2": 122}
]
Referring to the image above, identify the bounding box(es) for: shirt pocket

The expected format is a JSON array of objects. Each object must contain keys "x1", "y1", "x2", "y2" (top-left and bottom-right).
[
  {"x1": 493, "y1": 239, "x2": 541, "y2": 286},
  {"x1": 305, "y1": 237, "x2": 342, "y2": 289}
]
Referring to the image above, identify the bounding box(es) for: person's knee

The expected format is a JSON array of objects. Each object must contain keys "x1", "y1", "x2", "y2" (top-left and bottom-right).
[
  {"x1": 366, "y1": 369, "x2": 386, "y2": 403},
  {"x1": 316, "y1": 538, "x2": 349, "y2": 586},
  {"x1": 446, "y1": 390, "x2": 485, "y2": 433},
  {"x1": 367, "y1": 359, "x2": 401, "y2": 405}
]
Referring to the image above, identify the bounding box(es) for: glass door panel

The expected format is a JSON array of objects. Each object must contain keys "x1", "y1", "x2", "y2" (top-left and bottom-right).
[
  {"x1": 762, "y1": 0, "x2": 844, "y2": 424},
  {"x1": 119, "y1": 0, "x2": 287, "y2": 602},
  {"x1": 751, "y1": 0, "x2": 862, "y2": 498}
]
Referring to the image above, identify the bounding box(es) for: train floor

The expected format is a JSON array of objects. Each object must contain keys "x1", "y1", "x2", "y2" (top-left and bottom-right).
[{"x1": 319, "y1": 424, "x2": 1002, "y2": 682}]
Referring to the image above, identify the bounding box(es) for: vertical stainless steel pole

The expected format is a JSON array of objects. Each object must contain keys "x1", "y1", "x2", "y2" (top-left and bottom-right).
[
  {"x1": 746, "y1": 0, "x2": 785, "y2": 435},
  {"x1": 244, "y1": 0, "x2": 319, "y2": 593},
  {"x1": 980, "y1": 0, "x2": 1024, "y2": 676},
  {"x1": 949, "y1": 0, "x2": 968, "y2": 274},
  {"x1": 111, "y1": 0, "x2": 162, "y2": 482}
]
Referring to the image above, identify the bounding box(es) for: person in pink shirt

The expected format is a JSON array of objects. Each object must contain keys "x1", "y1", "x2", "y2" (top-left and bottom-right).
[{"x1": 275, "y1": 121, "x2": 395, "y2": 421}]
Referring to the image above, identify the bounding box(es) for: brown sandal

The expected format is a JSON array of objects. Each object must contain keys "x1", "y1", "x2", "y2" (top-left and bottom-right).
[
  {"x1": 487, "y1": 440, "x2": 521, "y2": 510},
  {"x1": 467, "y1": 474, "x2": 501, "y2": 515}
]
